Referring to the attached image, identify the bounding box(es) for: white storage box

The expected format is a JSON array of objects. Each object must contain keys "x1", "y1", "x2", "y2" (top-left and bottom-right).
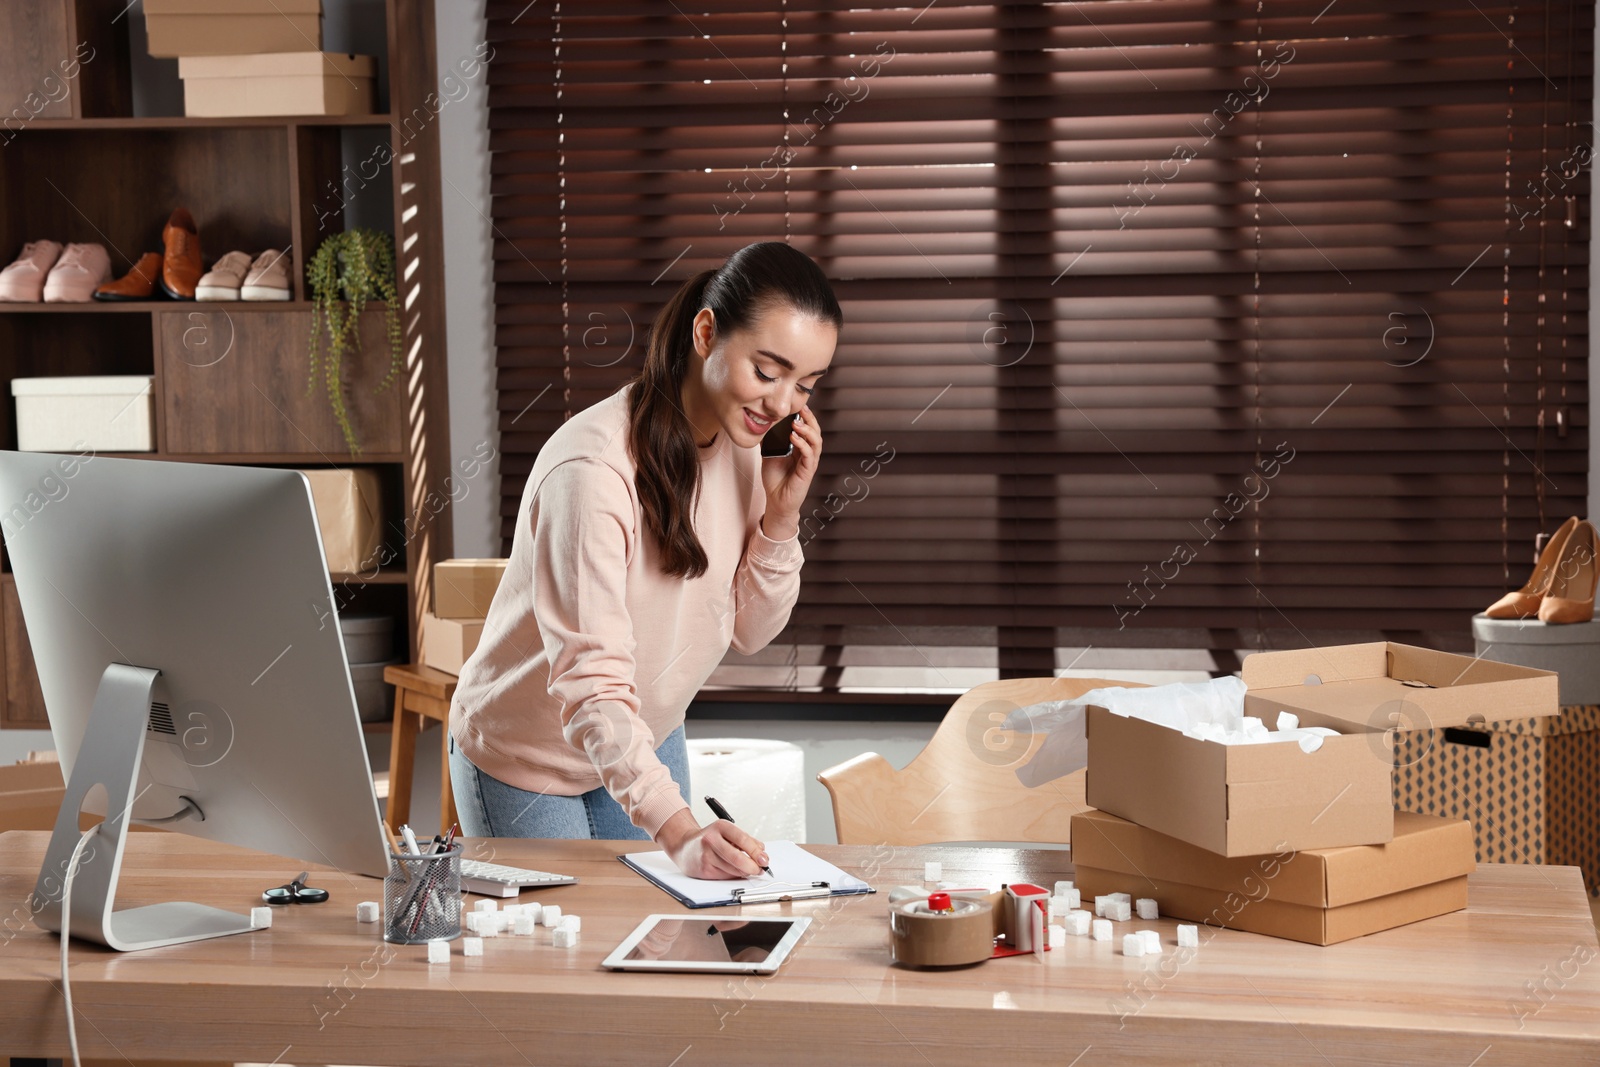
[{"x1": 12, "y1": 375, "x2": 154, "y2": 452}]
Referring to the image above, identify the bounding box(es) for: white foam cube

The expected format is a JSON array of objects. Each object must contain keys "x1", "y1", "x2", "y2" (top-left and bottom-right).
[
  {"x1": 1061, "y1": 888, "x2": 1081, "y2": 910},
  {"x1": 464, "y1": 913, "x2": 484, "y2": 934},
  {"x1": 553, "y1": 926, "x2": 579, "y2": 948},
  {"x1": 1093, "y1": 895, "x2": 1108, "y2": 918},
  {"x1": 1122, "y1": 933, "x2": 1146, "y2": 957},
  {"x1": 1109, "y1": 892, "x2": 1131, "y2": 905},
  {"x1": 501, "y1": 903, "x2": 524, "y2": 917},
  {"x1": 1109, "y1": 901, "x2": 1131, "y2": 922},
  {"x1": 356, "y1": 901, "x2": 380, "y2": 923},
  {"x1": 523, "y1": 902, "x2": 542, "y2": 924},
  {"x1": 1277, "y1": 711, "x2": 1300, "y2": 732},
  {"x1": 559, "y1": 914, "x2": 581, "y2": 932},
  {"x1": 513, "y1": 914, "x2": 538, "y2": 936},
  {"x1": 427, "y1": 940, "x2": 450, "y2": 964},
  {"x1": 1053, "y1": 880, "x2": 1075, "y2": 897},
  {"x1": 1048, "y1": 896, "x2": 1073, "y2": 921},
  {"x1": 1139, "y1": 930, "x2": 1162, "y2": 954},
  {"x1": 1136, "y1": 898, "x2": 1160, "y2": 920},
  {"x1": 541, "y1": 904, "x2": 563, "y2": 927},
  {"x1": 1064, "y1": 910, "x2": 1092, "y2": 936},
  {"x1": 1048, "y1": 925, "x2": 1066, "y2": 948},
  {"x1": 462, "y1": 936, "x2": 484, "y2": 957},
  {"x1": 474, "y1": 899, "x2": 498, "y2": 913},
  {"x1": 1177, "y1": 925, "x2": 1200, "y2": 948},
  {"x1": 479, "y1": 919, "x2": 500, "y2": 938},
  {"x1": 251, "y1": 907, "x2": 272, "y2": 929},
  {"x1": 1091, "y1": 918, "x2": 1112, "y2": 941},
  {"x1": 924, "y1": 861, "x2": 942, "y2": 881}
]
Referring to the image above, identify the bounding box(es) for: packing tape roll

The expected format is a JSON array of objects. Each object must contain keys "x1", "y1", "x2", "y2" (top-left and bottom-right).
[{"x1": 889, "y1": 898, "x2": 995, "y2": 968}]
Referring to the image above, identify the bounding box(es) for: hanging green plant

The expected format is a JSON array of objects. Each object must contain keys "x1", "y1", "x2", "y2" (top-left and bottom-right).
[{"x1": 306, "y1": 228, "x2": 403, "y2": 455}]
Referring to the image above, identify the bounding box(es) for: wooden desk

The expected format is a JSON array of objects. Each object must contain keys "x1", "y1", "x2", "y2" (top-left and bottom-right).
[{"x1": 2, "y1": 831, "x2": 1598, "y2": 1065}]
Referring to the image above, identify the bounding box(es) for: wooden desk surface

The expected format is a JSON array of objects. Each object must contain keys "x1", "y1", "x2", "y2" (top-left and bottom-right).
[{"x1": 2, "y1": 831, "x2": 1598, "y2": 1066}]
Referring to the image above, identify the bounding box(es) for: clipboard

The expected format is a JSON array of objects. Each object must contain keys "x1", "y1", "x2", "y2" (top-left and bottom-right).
[{"x1": 619, "y1": 840, "x2": 875, "y2": 908}]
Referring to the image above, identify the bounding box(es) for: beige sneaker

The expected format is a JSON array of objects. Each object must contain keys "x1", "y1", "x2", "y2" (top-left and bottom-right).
[
  {"x1": 241, "y1": 248, "x2": 292, "y2": 301},
  {"x1": 196, "y1": 250, "x2": 252, "y2": 301},
  {"x1": 42, "y1": 243, "x2": 111, "y2": 303},
  {"x1": 0, "y1": 240, "x2": 64, "y2": 302}
]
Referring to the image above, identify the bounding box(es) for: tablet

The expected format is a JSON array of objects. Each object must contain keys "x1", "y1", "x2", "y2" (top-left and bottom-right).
[{"x1": 602, "y1": 914, "x2": 812, "y2": 974}]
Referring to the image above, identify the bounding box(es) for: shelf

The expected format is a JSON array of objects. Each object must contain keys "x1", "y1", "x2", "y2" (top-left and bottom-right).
[
  {"x1": 332, "y1": 569, "x2": 409, "y2": 585},
  {"x1": 24, "y1": 115, "x2": 394, "y2": 131},
  {"x1": 0, "y1": 301, "x2": 312, "y2": 314}
]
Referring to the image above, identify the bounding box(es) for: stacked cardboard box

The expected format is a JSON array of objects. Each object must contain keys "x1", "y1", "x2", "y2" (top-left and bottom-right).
[
  {"x1": 421, "y1": 559, "x2": 508, "y2": 676},
  {"x1": 1073, "y1": 642, "x2": 1558, "y2": 944}
]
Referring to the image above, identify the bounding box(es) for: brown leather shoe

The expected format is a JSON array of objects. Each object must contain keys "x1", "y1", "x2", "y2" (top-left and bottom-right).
[
  {"x1": 94, "y1": 251, "x2": 163, "y2": 301},
  {"x1": 160, "y1": 208, "x2": 201, "y2": 300}
]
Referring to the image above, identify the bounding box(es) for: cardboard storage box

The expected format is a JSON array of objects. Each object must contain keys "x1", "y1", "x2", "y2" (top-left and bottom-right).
[
  {"x1": 1472, "y1": 612, "x2": 1600, "y2": 705},
  {"x1": 179, "y1": 52, "x2": 373, "y2": 118},
  {"x1": 433, "y1": 558, "x2": 508, "y2": 620},
  {"x1": 1394, "y1": 704, "x2": 1600, "y2": 895},
  {"x1": 1086, "y1": 642, "x2": 1558, "y2": 856},
  {"x1": 421, "y1": 611, "x2": 484, "y2": 676},
  {"x1": 1071, "y1": 807, "x2": 1476, "y2": 946},
  {"x1": 12, "y1": 375, "x2": 154, "y2": 452},
  {"x1": 0, "y1": 760, "x2": 66, "y2": 834},
  {"x1": 300, "y1": 468, "x2": 382, "y2": 574},
  {"x1": 145, "y1": 0, "x2": 321, "y2": 57}
]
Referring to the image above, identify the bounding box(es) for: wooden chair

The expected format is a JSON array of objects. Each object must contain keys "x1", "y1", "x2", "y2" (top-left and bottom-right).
[
  {"x1": 816, "y1": 676, "x2": 1142, "y2": 846},
  {"x1": 383, "y1": 663, "x2": 460, "y2": 836}
]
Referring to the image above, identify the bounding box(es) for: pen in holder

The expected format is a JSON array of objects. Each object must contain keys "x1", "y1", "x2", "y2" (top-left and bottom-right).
[{"x1": 383, "y1": 844, "x2": 462, "y2": 944}]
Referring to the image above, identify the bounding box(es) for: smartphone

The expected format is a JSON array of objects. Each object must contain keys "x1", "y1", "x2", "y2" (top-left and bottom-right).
[{"x1": 759, "y1": 413, "x2": 801, "y2": 459}]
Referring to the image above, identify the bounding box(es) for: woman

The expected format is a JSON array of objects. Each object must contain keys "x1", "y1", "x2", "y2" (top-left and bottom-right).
[{"x1": 448, "y1": 242, "x2": 840, "y2": 879}]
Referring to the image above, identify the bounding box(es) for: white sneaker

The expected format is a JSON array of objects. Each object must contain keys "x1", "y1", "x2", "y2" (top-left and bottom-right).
[
  {"x1": 241, "y1": 248, "x2": 292, "y2": 301},
  {"x1": 195, "y1": 250, "x2": 253, "y2": 301},
  {"x1": 42, "y1": 243, "x2": 111, "y2": 303}
]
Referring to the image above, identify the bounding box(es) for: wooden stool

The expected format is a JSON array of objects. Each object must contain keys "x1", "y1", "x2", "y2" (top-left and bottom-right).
[{"x1": 383, "y1": 663, "x2": 460, "y2": 836}]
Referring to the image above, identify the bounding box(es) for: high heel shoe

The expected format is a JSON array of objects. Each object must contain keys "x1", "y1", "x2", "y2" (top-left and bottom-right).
[
  {"x1": 1538, "y1": 519, "x2": 1598, "y2": 624},
  {"x1": 1483, "y1": 515, "x2": 1579, "y2": 619}
]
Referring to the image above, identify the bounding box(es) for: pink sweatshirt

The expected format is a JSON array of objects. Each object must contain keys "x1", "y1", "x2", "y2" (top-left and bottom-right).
[{"x1": 449, "y1": 384, "x2": 804, "y2": 837}]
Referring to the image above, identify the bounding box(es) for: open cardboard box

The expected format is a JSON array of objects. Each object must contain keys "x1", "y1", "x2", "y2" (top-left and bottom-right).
[
  {"x1": 1086, "y1": 642, "x2": 1557, "y2": 856},
  {"x1": 1071, "y1": 807, "x2": 1477, "y2": 946}
]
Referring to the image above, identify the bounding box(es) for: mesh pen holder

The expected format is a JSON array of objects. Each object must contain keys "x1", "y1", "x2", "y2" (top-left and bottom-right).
[{"x1": 383, "y1": 845, "x2": 462, "y2": 944}]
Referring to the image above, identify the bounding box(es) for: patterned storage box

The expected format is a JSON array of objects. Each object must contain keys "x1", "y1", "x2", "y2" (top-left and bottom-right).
[{"x1": 1393, "y1": 705, "x2": 1600, "y2": 895}]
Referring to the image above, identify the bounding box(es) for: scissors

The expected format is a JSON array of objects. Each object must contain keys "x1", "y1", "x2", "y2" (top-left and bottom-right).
[{"x1": 262, "y1": 871, "x2": 330, "y2": 905}]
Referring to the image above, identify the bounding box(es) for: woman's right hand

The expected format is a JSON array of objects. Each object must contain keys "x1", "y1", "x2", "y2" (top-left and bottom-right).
[{"x1": 656, "y1": 808, "x2": 768, "y2": 879}]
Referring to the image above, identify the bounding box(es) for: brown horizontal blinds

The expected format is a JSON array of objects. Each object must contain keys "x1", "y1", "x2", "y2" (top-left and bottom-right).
[{"x1": 486, "y1": 1, "x2": 1591, "y2": 696}]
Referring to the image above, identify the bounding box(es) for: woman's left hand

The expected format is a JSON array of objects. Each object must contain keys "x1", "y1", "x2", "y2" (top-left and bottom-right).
[{"x1": 760, "y1": 406, "x2": 821, "y2": 539}]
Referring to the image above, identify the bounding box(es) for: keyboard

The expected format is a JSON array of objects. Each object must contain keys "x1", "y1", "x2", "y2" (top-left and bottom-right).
[{"x1": 459, "y1": 858, "x2": 578, "y2": 898}]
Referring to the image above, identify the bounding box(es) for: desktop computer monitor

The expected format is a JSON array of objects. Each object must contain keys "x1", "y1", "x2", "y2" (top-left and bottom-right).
[{"x1": 0, "y1": 451, "x2": 392, "y2": 950}]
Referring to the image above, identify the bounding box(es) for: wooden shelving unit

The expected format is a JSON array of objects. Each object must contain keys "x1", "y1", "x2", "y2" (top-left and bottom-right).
[{"x1": 0, "y1": 0, "x2": 453, "y2": 728}]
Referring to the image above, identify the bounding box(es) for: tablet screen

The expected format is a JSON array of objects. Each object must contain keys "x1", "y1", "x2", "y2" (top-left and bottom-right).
[{"x1": 623, "y1": 918, "x2": 796, "y2": 964}]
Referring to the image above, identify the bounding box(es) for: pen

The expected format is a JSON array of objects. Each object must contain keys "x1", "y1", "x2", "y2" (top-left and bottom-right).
[
  {"x1": 401, "y1": 824, "x2": 421, "y2": 856},
  {"x1": 703, "y1": 795, "x2": 772, "y2": 876}
]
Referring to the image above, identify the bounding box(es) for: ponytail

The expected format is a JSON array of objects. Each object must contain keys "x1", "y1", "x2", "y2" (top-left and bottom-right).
[{"x1": 627, "y1": 242, "x2": 841, "y2": 579}]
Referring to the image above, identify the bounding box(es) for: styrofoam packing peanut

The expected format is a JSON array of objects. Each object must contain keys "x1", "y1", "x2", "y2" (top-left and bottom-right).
[
  {"x1": 1048, "y1": 896, "x2": 1073, "y2": 919},
  {"x1": 1093, "y1": 895, "x2": 1108, "y2": 918},
  {"x1": 462, "y1": 936, "x2": 484, "y2": 957},
  {"x1": 1177, "y1": 925, "x2": 1200, "y2": 948},
  {"x1": 558, "y1": 914, "x2": 581, "y2": 932},
  {"x1": 1139, "y1": 930, "x2": 1161, "y2": 954},
  {"x1": 553, "y1": 927, "x2": 579, "y2": 948},
  {"x1": 1136, "y1": 898, "x2": 1159, "y2": 920},
  {"x1": 474, "y1": 899, "x2": 498, "y2": 913},
  {"x1": 1062, "y1": 888, "x2": 1081, "y2": 910},
  {"x1": 1091, "y1": 919, "x2": 1112, "y2": 941},
  {"x1": 1053, "y1": 880, "x2": 1074, "y2": 897},
  {"x1": 1109, "y1": 893, "x2": 1131, "y2": 904},
  {"x1": 251, "y1": 907, "x2": 272, "y2": 929},
  {"x1": 541, "y1": 904, "x2": 563, "y2": 927},
  {"x1": 426, "y1": 940, "x2": 450, "y2": 964},
  {"x1": 513, "y1": 915, "x2": 538, "y2": 936},
  {"x1": 501, "y1": 903, "x2": 523, "y2": 917},
  {"x1": 1122, "y1": 934, "x2": 1146, "y2": 957},
  {"x1": 1109, "y1": 901, "x2": 1131, "y2": 922},
  {"x1": 1047, "y1": 926, "x2": 1066, "y2": 949},
  {"x1": 1064, "y1": 910, "x2": 1092, "y2": 936},
  {"x1": 523, "y1": 902, "x2": 542, "y2": 923},
  {"x1": 479, "y1": 919, "x2": 500, "y2": 938},
  {"x1": 356, "y1": 901, "x2": 380, "y2": 923},
  {"x1": 924, "y1": 861, "x2": 942, "y2": 881}
]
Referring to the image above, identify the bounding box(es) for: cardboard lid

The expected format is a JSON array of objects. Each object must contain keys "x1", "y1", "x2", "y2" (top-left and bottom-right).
[
  {"x1": 1070, "y1": 808, "x2": 1476, "y2": 909},
  {"x1": 1241, "y1": 641, "x2": 1558, "y2": 730},
  {"x1": 11, "y1": 375, "x2": 152, "y2": 397},
  {"x1": 179, "y1": 52, "x2": 373, "y2": 78},
  {"x1": 146, "y1": 0, "x2": 320, "y2": 14}
]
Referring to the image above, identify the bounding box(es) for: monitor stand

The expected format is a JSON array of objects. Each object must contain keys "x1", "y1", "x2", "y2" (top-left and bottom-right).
[{"x1": 32, "y1": 662, "x2": 257, "y2": 951}]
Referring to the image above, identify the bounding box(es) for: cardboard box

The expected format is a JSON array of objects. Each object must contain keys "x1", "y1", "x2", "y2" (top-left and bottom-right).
[
  {"x1": 1472, "y1": 613, "x2": 1600, "y2": 705},
  {"x1": 179, "y1": 53, "x2": 373, "y2": 118},
  {"x1": 1394, "y1": 703, "x2": 1600, "y2": 895},
  {"x1": 1071, "y1": 808, "x2": 1476, "y2": 946},
  {"x1": 300, "y1": 468, "x2": 382, "y2": 574},
  {"x1": 0, "y1": 761, "x2": 64, "y2": 833},
  {"x1": 432, "y1": 559, "x2": 508, "y2": 620},
  {"x1": 421, "y1": 611, "x2": 484, "y2": 676},
  {"x1": 145, "y1": 0, "x2": 321, "y2": 58},
  {"x1": 1086, "y1": 642, "x2": 1558, "y2": 856},
  {"x1": 12, "y1": 375, "x2": 154, "y2": 452}
]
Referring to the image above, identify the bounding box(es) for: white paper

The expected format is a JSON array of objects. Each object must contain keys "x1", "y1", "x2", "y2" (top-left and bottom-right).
[{"x1": 623, "y1": 840, "x2": 871, "y2": 906}]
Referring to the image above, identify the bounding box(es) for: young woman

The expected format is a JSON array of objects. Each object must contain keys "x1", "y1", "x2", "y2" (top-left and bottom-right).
[{"x1": 448, "y1": 242, "x2": 840, "y2": 879}]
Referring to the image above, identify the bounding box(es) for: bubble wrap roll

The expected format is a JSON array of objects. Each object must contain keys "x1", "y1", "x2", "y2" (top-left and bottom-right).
[{"x1": 687, "y1": 738, "x2": 807, "y2": 843}]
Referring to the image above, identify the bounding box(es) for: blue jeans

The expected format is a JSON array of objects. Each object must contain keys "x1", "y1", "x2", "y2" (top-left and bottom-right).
[{"x1": 448, "y1": 725, "x2": 690, "y2": 840}]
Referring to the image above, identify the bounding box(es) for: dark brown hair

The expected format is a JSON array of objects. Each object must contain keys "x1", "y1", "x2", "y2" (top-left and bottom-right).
[{"x1": 626, "y1": 242, "x2": 842, "y2": 578}]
